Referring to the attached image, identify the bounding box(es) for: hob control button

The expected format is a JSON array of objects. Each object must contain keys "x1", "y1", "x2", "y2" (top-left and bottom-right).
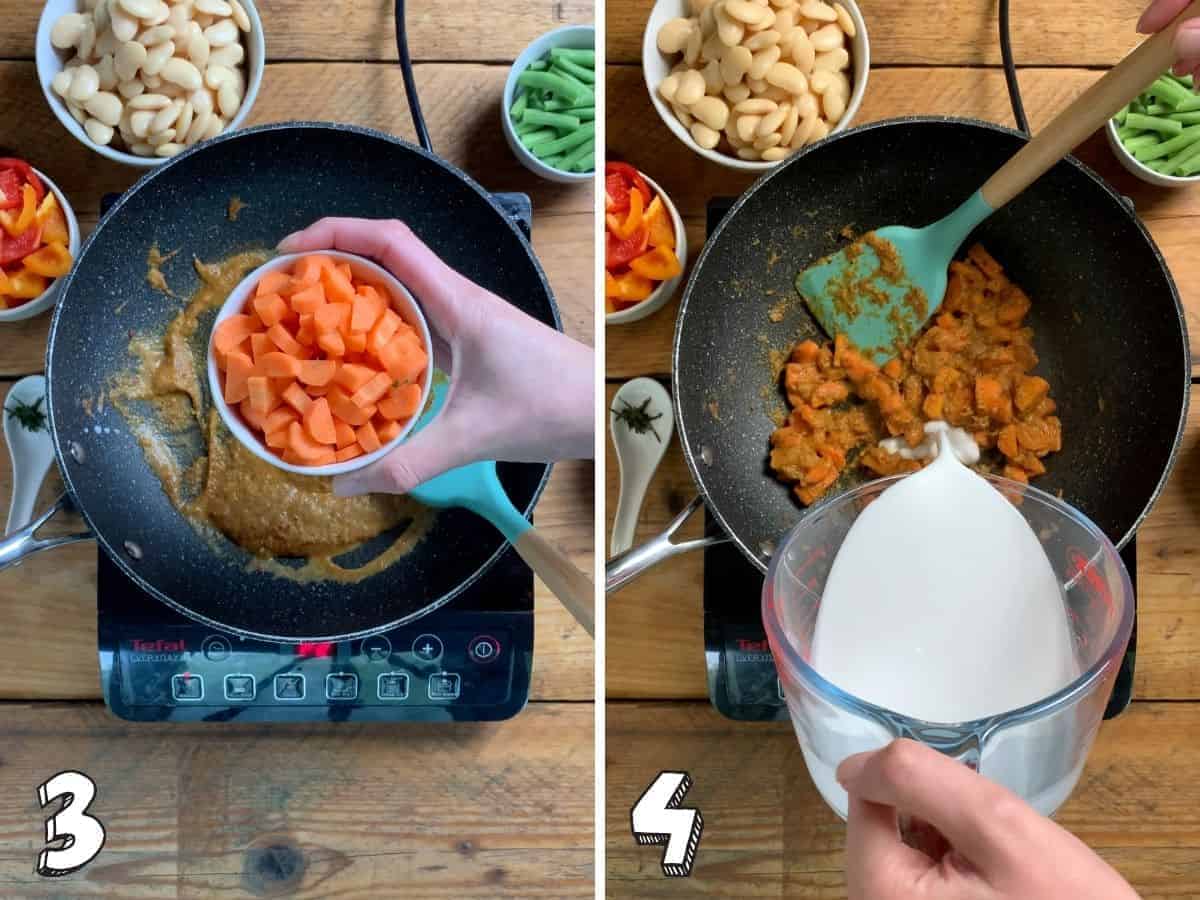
[
  {"x1": 274, "y1": 673, "x2": 306, "y2": 700},
  {"x1": 412, "y1": 634, "x2": 443, "y2": 662},
  {"x1": 468, "y1": 635, "x2": 501, "y2": 664},
  {"x1": 326, "y1": 672, "x2": 359, "y2": 701},
  {"x1": 224, "y1": 674, "x2": 256, "y2": 701},
  {"x1": 428, "y1": 672, "x2": 461, "y2": 701},
  {"x1": 378, "y1": 672, "x2": 410, "y2": 700},
  {"x1": 172, "y1": 673, "x2": 204, "y2": 701},
  {"x1": 361, "y1": 635, "x2": 392, "y2": 661},
  {"x1": 202, "y1": 635, "x2": 231, "y2": 661}
]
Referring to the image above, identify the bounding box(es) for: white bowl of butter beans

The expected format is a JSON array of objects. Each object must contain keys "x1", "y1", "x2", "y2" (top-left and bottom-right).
[
  {"x1": 643, "y1": 0, "x2": 869, "y2": 171},
  {"x1": 36, "y1": 0, "x2": 265, "y2": 167}
]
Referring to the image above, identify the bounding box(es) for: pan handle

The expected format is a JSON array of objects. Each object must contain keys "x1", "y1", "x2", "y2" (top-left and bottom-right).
[
  {"x1": 605, "y1": 494, "x2": 728, "y2": 594},
  {"x1": 0, "y1": 494, "x2": 93, "y2": 572}
]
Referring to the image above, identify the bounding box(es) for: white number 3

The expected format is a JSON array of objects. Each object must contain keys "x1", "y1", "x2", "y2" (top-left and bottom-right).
[{"x1": 35, "y1": 771, "x2": 106, "y2": 877}]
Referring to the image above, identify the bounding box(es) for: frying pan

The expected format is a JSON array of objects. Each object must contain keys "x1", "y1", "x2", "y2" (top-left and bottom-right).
[
  {"x1": 0, "y1": 121, "x2": 560, "y2": 640},
  {"x1": 607, "y1": 117, "x2": 1189, "y2": 590}
]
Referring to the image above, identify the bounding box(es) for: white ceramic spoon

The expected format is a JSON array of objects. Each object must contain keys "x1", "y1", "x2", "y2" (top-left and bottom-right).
[
  {"x1": 4, "y1": 375, "x2": 55, "y2": 536},
  {"x1": 609, "y1": 377, "x2": 673, "y2": 555}
]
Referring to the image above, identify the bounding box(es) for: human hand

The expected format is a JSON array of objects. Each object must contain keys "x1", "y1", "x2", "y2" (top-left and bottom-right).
[
  {"x1": 279, "y1": 217, "x2": 594, "y2": 496},
  {"x1": 1139, "y1": 0, "x2": 1200, "y2": 79},
  {"x1": 837, "y1": 739, "x2": 1140, "y2": 900}
]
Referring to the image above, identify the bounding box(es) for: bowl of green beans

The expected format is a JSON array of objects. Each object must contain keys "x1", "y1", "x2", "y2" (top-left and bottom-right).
[
  {"x1": 503, "y1": 25, "x2": 596, "y2": 184},
  {"x1": 1108, "y1": 73, "x2": 1200, "y2": 187}
]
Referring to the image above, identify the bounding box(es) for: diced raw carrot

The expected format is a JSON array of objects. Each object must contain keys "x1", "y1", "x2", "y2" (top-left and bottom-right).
[
  {"x1": 290, "y1": 282, "x2": 326, "y2": 315},
  {"x1": 379, "y1": 334, "x2": 428, "y2": 384},
  {"x1": 321, "y1": 265, "x2": 356, "y2": 304},
  {"x1": 334, "y1": 421, "x2": 357, "y2": 449},
  {"x1": 377, "y1": 382, "x2": 422, "y2": 420},
  {"x1": 337, "y1": 262, "x2": 353, "y2": 281},
  {"x1": 311, "y1": 448, "x2": 337, "y2": 466},
  {"x1": 247, "y1": 375, "x2": 280, "y2": 415},
  {"x1": 267, "y1": 323, "x2": 303, "y2": 356},
  {"x1": 351, "y1": 289, "x2": 386, "y2": 333},
  {"x1": 288, "y1": 420, "x2": 331, "y2": 462},
  {"x1": 367, "y1": 309, "x2": 402, "y2": 357},
  {"x1": 223, "y1": 351, "x2": 255, "y2": 405},
  {"x1": 294, "y1": 254, "x2": 334, "y2": 285},
  {"x1": 307, "y1": 384, "x2": 330, "y2": 396},
  {"x1": 345, "y1": 331, "x2": 367, "y2": 353},
  {"x1": 357, "y1": 420, "x2": 382, "y2": 453},
  {"x1": 304, "y1": 396, "x2": 338, "y2": 445},
  {"x1": 352, "y1": 371, "x2": 394, "y2": 408},
  {"x1": 265, "y1": 428, "x2": 290, "y2": 449},
  {"x1": 253, "y1": 292, "x2": 289, "y2": 328},
  {"x1": 282, "y1": 449, "x2": 305, "y2": 465},
  {"x1": 335, "y1": 444, "x2": 363, "y2": 463},
  {"x1": 318, "y1": 331, "x2": 346, "y2": 357},
  {"x1": 282, "y1": 381, "x2": 313, "y2": 415},
  {"x1": 240, "y1": 398, "x2": 268, "y2": 431},
  {"x1": 256, "y1": 270, "x2": 291, "y2": 297},
  {"x1": 295, "y1": 314, "x2": 316, "y2": 347},
  {"x1": 261, "y1": 352, "x2": 302, "y2": 379},
  {"x1": 334, "y1": 364, "x2": 376, "y2": 393},
  {"x1": 314, "y1": 304, "x2": 344, "y2": 335},
  {"x1": 214, "y1": 314, "x2": 258, "y2": 354},
  {"x1": 376, "y1": 419, "x2": 402, "y2": 443},
  {"x1": 328, "y1": 386, "x2": 376, "y2": 426},
  {"x1": 263, "y1": 406, "x2": 299, "y2": 435},
  {"x1": 250, "y1": 332, "x2": 273, "y2": 364},
  {"x1": 299, "y1": 359, "x2": 337, "y2": 386}
]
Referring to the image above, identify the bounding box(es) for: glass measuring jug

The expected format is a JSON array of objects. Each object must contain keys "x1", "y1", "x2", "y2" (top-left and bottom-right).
[{"x1": 762, "y1": 474, "x2": 1134, "y2": 819}]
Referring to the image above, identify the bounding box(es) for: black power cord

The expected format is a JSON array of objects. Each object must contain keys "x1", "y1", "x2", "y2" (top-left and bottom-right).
[
  {"x1": 999, "y1": 0, "x2": 1030, "y2": 134},
  {"x1": 395, "y1": 0, "x2": 433, "y2": 152}
]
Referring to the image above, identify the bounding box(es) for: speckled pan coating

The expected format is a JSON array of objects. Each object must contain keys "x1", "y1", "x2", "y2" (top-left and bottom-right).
[
  {"x1": 45, "y1": 121, "x2": 559, "y2": 642},
  {"x1": 674, "y1": 117, "x2": 1189, "y2": 572}
]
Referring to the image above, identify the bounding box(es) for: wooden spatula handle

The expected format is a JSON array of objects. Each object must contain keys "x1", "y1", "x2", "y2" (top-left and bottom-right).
[
  {"x1": 981, "y1": 1, "x2": 1200, "y2": 208},
  {"x1": 514, "y1": 526, "x2": 595, "y2": 637}
]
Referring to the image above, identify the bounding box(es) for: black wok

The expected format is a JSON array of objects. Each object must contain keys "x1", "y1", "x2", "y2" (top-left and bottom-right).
[
  {"x1": 0, "y1": 122, "x2": 559, "y2": 640},
  {"x1": 607, "y1": 117, "x2": 1189, "y2": 588}
]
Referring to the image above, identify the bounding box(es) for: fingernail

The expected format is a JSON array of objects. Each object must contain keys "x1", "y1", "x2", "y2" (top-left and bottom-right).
[
  {"x1": 836, "y1": 752, "x2": 869, "y2": 787},
  {"x1": 1177, "y1": 22, "x2": 1200, "y2": 60}
]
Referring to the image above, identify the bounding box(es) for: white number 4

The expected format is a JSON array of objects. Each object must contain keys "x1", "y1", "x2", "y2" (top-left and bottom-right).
[{"x1": 35, "y1": 771, "x2": 106, "y2": 878}]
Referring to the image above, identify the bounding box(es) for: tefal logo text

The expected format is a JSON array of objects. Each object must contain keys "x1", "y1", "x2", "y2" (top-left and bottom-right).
[
  {"x1": 736, "y1": 639, "x2": 769, "y2": 652},
  {"x1": 131, "y1": 639, "x2": 186, "y2": 652}
]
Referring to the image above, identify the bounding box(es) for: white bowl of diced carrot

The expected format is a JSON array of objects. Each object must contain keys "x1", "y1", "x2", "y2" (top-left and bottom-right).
[{"x1": 208, "y1": 250, "x2": 433, "y2": 475}]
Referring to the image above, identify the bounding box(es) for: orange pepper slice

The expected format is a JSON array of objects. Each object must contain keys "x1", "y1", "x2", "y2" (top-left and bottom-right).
[
  {"x1": 0, "y1": 183, "x2": 37, "y2": 238},
  {"x1": 605, "y1": 187, "x2": 644, "y2": 240},
  {"x1": 609, "y1": 270, "x2": 654, "y2": 303},
  {"x1": 643, "y1": 195, "x2": 675, "y2": 250},
  {"x1": 22, "y1": 241, "x2": 72, "y2": 278},
  {"x1": 6, "y1": 267, "x2": 48, "y2": 299},
  {"x1": 629, "y1": 245, "x2": 682, "y2": 282}
]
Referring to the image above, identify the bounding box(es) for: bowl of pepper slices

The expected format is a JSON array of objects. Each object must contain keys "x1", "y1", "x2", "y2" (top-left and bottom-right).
[
  {"x1": 605, "y1": 162, "x2": 686, "y2": 325},
  {"x1": 0, "y1": 159, "x2": 78, "y2": 322}
]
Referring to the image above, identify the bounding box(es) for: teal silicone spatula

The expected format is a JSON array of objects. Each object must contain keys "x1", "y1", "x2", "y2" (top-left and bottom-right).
[
  {"x1": 798, "y1": 2, "x2": 1199, "y2": 365},
  {"x1": 406, "y1": 379, "x2": 594, "y2": 637}
]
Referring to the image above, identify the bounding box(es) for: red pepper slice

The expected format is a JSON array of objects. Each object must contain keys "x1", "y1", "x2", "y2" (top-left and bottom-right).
[
  {"x1": 605, "y1": 225, "x2": 650, "y2": 270},
  {"x1": 0, "y1": 159, "x2": 45, "y2": 205},
  {"x1": 0, "y1": 223, "x2": 42, "y2": 266},
  {"x1": 606, "y1": 161, "x2": 652, "y2": 206},
  {"x1": 0, "y1": 169, "x2": 21, "y2": 210},
  {"x1": 605, "y1": 171, "x2": 630, "y2": 214}
]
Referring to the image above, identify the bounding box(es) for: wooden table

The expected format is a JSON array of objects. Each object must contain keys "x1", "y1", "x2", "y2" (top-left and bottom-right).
[
  {"x1": 0, "y1": 2, "x2": 595, "y2": 896},
  {"x1": 606, "y1": 1, "x2": 1200, "y2": 896}
]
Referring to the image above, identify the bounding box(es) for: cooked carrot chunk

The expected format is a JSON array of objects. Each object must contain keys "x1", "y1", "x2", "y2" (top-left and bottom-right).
[
  {"x1": 304, "y1": 396, "x2": 338, "y2": 445},
  {"x1": 240, "y1": 398, "x2": 269, "y2": 431},
  {"x1": 264, "y1": 428, "x2": 290, "y2": 449},
  {"x1": 290, "y1": 282, "x2": 326, "y2": 315},
  {"x1": 335, "y1": 364, "x2": 376, "y2": 393},
  {"x1": 282, "y1": 381, "x2": 313, "y2": 415},
  {"x1": 267, "y1": 323, "x2": 303, "y2": 356},
  {"x1": 214, "y1": 314, "x2": 258, "y2": 354},
  {"x1": 321, "y1": 266, "x2": 356, "y2": 304},
  {"x1": 299, "y1": 359, "x2": 337, "y2": 387},
  {"x1": 263, "y1": 406, "x2": 299, "y2": 435},
  {"x1": 351, "y1": 288, "x2": 386, "y2": 333},
  {"x1": 379, "y1": 334, "x2": 428, "y2": 384},
  {"x1": 376, "y1": 419, "x2": 402, "y2": 443},
  {"x1": 247, "y1": 375, "x2": 279, "y2": 415},
  {"x1": 288, "y1": 420, "x2": 331, "y2": 462},
  {"x1": 367, "y1": 309, "x2": 403, "y2": 356},
  {"x1": 314, "y1": 303, "x2": 344, "y2": 335},
  {"x1": 357, "y1": 420, "x2": 382, "y2": 453},
  {"x1": 223, "y1": 351, "x2": 254, "y2": 405},
  {"x1": 260, "y1": 352, "x2": 302, "y2": 379},
  {"x1": 317, "y1": 331, "x2": 345, "y2": 357},
  {"x1": 377, "y1": 382, "x2": 422, "y2": 420},
  {"x1": 334, "y1": 420, "x2": 358, "y2": 449},
  {"x1": 253, "y1": 292, "x2": 290, "y2": 328},
  {"x1": 294, "y1": 254, "x2": 334, "y2": 285},
  {"x1": 328, "y1": 386, "x2": 376, "y2": 426},
  {"x1": 256, "y1": 270, "x2": 291, "y2": 297},
  {"x1": 335, "y1": 444, "x2": 363, "y2": 462},
  {"x1": 352, "y1": 371, "x2": 394, "y2": 408},
  {"x1": 295, "y1": 314, "x2": 316, "y2": 347}
]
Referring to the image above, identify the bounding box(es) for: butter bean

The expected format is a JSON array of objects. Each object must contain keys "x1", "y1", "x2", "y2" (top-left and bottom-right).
[
  {"x1": 195, "y1": 0, "x2": 231, "y2": 14},
  {"x1": 746, "y1": 8, "x2": 776, "y2": 32},
  {"x1": 671, "y1": 102, "x2": 694, "y2": 128},
  {"x1": 118, "y1": 79, "x2": 146, "y2": 98},
  {"x1": 110, "y1": 4, "x2": 139, "y2": 42},
  {"x1": 175, "y1": 100, "x2": 194, "y2": 138},
  {"x1": 207, "y1": 42, "x2": 243, "y2": 67},
  {"x1": 714, "y1": 4, "x2": 744, "y2": 46},
  {"x1": 217, "y1": 80, "x2": 240, "y2": 117},
  {"x1": 203, "y1": 19, "x2": 237, "y2": 47},
  {"x1": 733, "y1": 97, "x2": 777, "y2": 114},
  {"x1": 67, "y1": 101, "x2": 88, "y2": 125},
  {"x1": 798, "y1": 0, "x2": 837, "y2": 21},
  {"x1": 148, "y1": 128, "x2": 177, "y2": 145},
  {"x1": 142, "y1": 73, "x2": 163, "y2": 89},
  {"x1": 658, "y1": 73, "x2": 681, "y2": 103},
  {"x1": 756, "y1": 102, "x2": 787, "y2": 136},
  {"x1": 229, "y1": 0, "x2": 251, "y2": 31},
  {"x1": 115, "y1": 40, "x2": 147, "y2": 80},
  {"x1": 186, "y1": 109, "x2": 211, "y2": 143},
  {"x1": 833, "y1": 2, "x2": 855, "y2": 37},
  {"x1": 128, "y1": 91, "x2": 170, "y2": 109},
  {"x1": 723, "y1": 82, "x2": 751, "y2": 103},
  {"x1": 795, "y1": 90, "x2": 819, "y2": 120},
  {"x1": 167, "y1": 0, "x2": 190, "y2": 33},
  {"x1": 51, "y1": 13, "x2": 88, "y2": 49},
  {"x1": 809, "y1": 23, "x2": 843, "y2": 52},
  {"x1": 736, "y1": 113, "x2": 761, "y2": 142},
  {"x1": 736, "y1": 146, "x2": 762, "y2": 160},
  {"x1": 84, "y1": 91, "x2": 122, "y2": 126},
  {"x1": 691, "y1": 95, "x2": 730, "y2": 129},
  {"x1": 145, "y1": 1, "x2": 171, "y2": 25},
  {"x1": 143, "y1": 40, "x2": 175, "y2": 75},
  {"x1": 725, "y1": 0, "x2": 767, "y2": 25},
  {"x1": 130, "y1": 109, "x2": 154, "y2": 137},
  {"x1": 85, "y1": 117, "x2": 115, "y2": 145},
  {"x1": 744, "y1": 29, "x2": 781, "y2": 51},
  {"x1": 748, "y1": 44, "x2": 780, "y2": 80},
  {"x1": 746, "y1": 76, "x2": 768, "y2": 93},
  {"x1": 700, "y1": 32, "x2": 724, "y2": 64},
  {"x1": 701, "y1": 59, "x2": 722, "y2": 94},
  {"x1": 754, "y1": 131, "x2": 782, "y2": 149},
  {"x1": 685, "y1": 25, "x2": 702, "y2": 65},
  {"x1": 779, "y1": 101, "x2": 800, "y2": 144},
  {"x1": 51, "y1": 70, "x2": 75, "y2": 99},
  {"x1": 155, "y1": 142, "x2": 184, "y2": 157},
  {"x1": 822, "y1": 87, "x2": 846, "y2": 122},
  {"x1": 77, "y1": 20, "x2": 96, "y2": 59},
  {"x1": 68, "y1": 65, "x2": 100, "y2": 102},
  {"x1": 774, "y1": 7, "x2": 797, "y2": 35},
  {"x1": 130, "y1": 141, "x2": 155, "y2": 156},
  {"x1": 189, "y1": 87, "x2": 214, "y2": 116},
  {"x1": 205, "y1": 114, "x2": 224, "y2": 138},
  {"x1": 809, "y1": 69, "x2": 835, "y2": 94},
  {"x1": 761, "y1": 146, "x2": 789, "y2": 161},
  {"x1": 691, "y1": 121, "x2": 721, "y2": 149},
  {"x1": 691, "y1": 0, "x2": 715, "y2": 13},
  {"x1": 720, "y1": 45, "x2": 751, "y2": 85},
  {"x1": 789, "y1": 27, "x2": 815, "y2": 72},
  {"x1": 658, "y1": 17, "x2": 693, "y2": 54},
  {"x1": 162, "y1": 57, "x2": 202, "y2": 90},
  {"x1": 674, "y1": 69, "x2": 706, "y2": 106},
  {"x1": 138, "y1": 24, "x2": 175, "y2": 45},
  {"x1": 766, "y1": 61, "x2": 807, "y2": 95},
  {"x1": 98, "y1": 55, "x2": 119, "y2": 91},
  {"x1": 810, "y1": 118, "x2": 830, "y2": 142},
  {"x1": 150, "y1": 98, "x2": 183, "y2": 131},
  {"x1": 699, "y1": 2, "x2": 716, "y2": 36},
  {"x1": 813, "y1": 47, "x2": 848, "y2": 71},
  {"x1": 762, "y1": 84, "x2": 790, "y2": 102},
  {"x1": 792, "y1": 109, "x2": 817, "y2": 146}
]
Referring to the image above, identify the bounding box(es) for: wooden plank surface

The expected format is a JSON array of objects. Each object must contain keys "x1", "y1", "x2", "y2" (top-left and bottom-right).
[
  {"x1": 608, "y1": 0, "x2": 1147, "y2": 66},
  {"x1": 0, "y1": 385, "x2": 594, "y2": 700},
  {"x1": 606, "y1": 383, "x2": 1200, "y2": 700},
  {"x1": 605, "y1": 65, "x2": 1200, "y2": 379},
  {"x1": 0, "y1": 701, "x2": 593, "y2": 898},
  {"x1": 0, "y1": 0, "x2": 592, "y2": 62},
  {"x1": 606, "y1": 701, "x2": 1200, "y2": 898}
]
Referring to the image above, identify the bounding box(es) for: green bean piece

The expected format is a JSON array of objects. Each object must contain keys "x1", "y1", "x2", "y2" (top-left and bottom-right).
[
  {"x1": 1164, "y1": 134, "x2": 1200, "y2": 173},
  {"x1": 552, "y1": 56, "x2": 596, "y2": 84},
  {"x1": 1171, "y1": 73, "x2": 1194, "y2": 88},
  {"x1": 564, "y1": 106, "x2": 596, "y2": 121},
  {"x1": 524, "y1": 108, "x2": 581, "y2": 130},
  {"x1": 1146, "y1": 159, "x2": 1172, "y2": 173},
  {"x1": 1124, "y1": 112, "x2": 1183, "y2": 136},
  {"x1": 1151, "y1": 75, "x2": 1192, "y2": 109},
  {"x1": 531, "y1": 122, "x2": 595, "y2": 158},
  {"x1": 1178, "y1": 154, "x2": 1200, "y2": 176},
  {"x1": 526, "y1": 60, "x2": 549, "y2": 71},
  {"x1": 516, "y1": 70, "x2": 587, "y2": 105},
  {"x1": 1117, "y1": 125, "x2": 1139, "y2": 141},
  {"x1": 1168, "y1": 110, "x2": 1200, "y2": 123},
  {"x1": 1115, "y1": 106, "x2": 1129, "y2": 125},
  {"x1": 549, "y1": 47, "x2": 595, "y2": 67},
  {"x1": 1131, "y1": 98, "x2": 1147, "y2": 116},
  {"x1": 540, "y1": 96, "x2": 579, "y2": 112},
  {"x1": 541, "y1": 153, "x2": 566, "y2": 169},
  {"x1": 548, "y1": 64, "x2": 591, "y2": 95},
  {"x1": 1133, "y1": 123, "x2": 1200, "y2": 161},
  {"x1": 1122, "y1": 133, "x2": 1158, "y2": 152},
  {"x1": 1171, "y1": 93, "x2": 1200, "y2": 112},
  {"x1": 1144, "y1": 103, "x2": 1170, "y2": 115},
  {"x1": 520, "y1": 127, "x2": 560, "y2": 149},
  {"x1": 559, "y1": 137, "x2": 595, "y2": 172},
  {"x1": 510, "y1": 91, "x2": 527, "y2": 121},
  {"x1": 514, "y1": 119, "x2": 543, "y2": 137}
]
